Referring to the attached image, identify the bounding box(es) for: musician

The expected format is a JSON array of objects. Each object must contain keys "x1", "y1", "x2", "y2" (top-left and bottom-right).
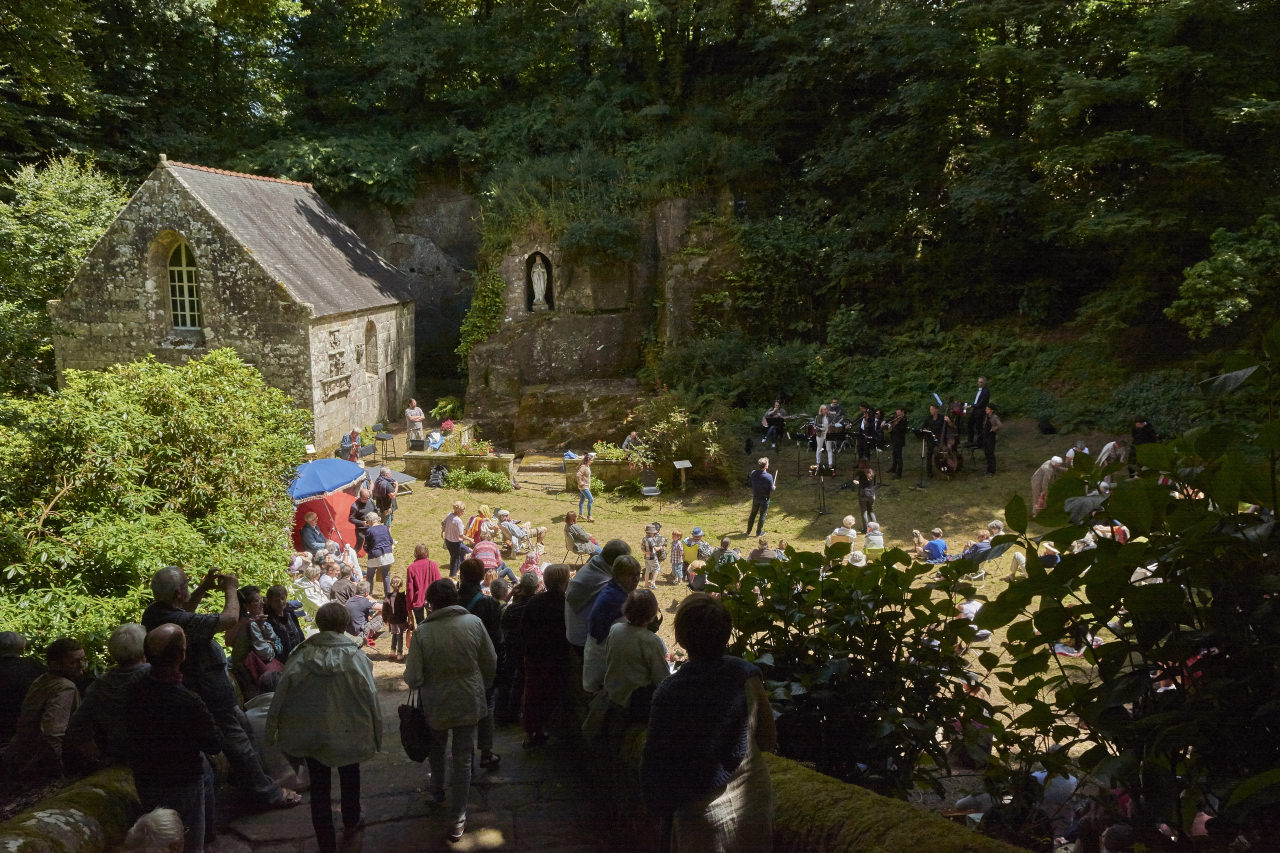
[
  {"x1": 814, "y1": 404, "x2": 836, "y2": 472},
  {"x1": 887, "y1": 408, "x2": 908, "y2": 478},
  {"x1": 967, "y1": 377, "x2": 990, "y2": 447},
  {"x1": 856, "y1": 402, "x2": 880, "y2": 461},
  {"x1": 981, "y1": 404, "x2": 1002, "y2": 476},
  {"x1": 828, "y1": 398, "x2": 847, "y2": 426},
  {"x1": 921, "y1": 405, "x2": 954, "y2": 478},
  {"x1": 760, "y1": 400, "x2": 787, "y2": 449}
]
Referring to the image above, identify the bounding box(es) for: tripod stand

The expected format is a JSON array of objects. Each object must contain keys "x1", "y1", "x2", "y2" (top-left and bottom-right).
[{"x1": 914, "y1": 437, "x2": 932, "y2": 491}]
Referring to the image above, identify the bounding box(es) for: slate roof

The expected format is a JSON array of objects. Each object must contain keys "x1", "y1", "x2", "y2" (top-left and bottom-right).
[{"x1": 165, "y1": 161, "x2": 415, "y2": 318}]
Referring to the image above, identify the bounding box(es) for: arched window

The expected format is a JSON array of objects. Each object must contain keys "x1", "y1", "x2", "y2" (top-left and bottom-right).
[
  {"x1": 168, "y1": 242, "x2": 201, "y2": 329},
  {"x1": 364, "y1": 320, "x2": 379, "y2": 376}
]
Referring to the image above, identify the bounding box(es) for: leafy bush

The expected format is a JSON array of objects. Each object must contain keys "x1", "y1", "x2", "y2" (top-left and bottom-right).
[
  {"x1": 443, "y1": 468, "x2": 512, "y2": 493},
  {"x1": 0, "y1": 349, "x2": 310, "y2": 663},
  {"x1": 455, "y1": 266, "x2": 506, "y2": 367},
  {"x1": 431, "y1": 396, "x2": 463, "y2": 420},
  {"x1": 626, "y1": 389, "x2": 735, "y2": 486},
  {"x1": 590, "y1": 440, "x2": 629, "y2": 462},
  {"x1": 708, "y1": 546, "x2": 991, "y2": 798},
  {"x1": 457, "y1": 439, "x2": 494, "y2": 456}
]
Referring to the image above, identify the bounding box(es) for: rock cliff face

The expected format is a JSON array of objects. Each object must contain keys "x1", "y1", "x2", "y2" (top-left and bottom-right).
[
  {"x1": 333, "y1": 178, "x2": 482, "y2": 392},
  {"x1": 339, "y1": 178, "x2": 735, "y2": 450},
  {"x1": 465, "y1": 196, "x2": 734, "y2": 449}
]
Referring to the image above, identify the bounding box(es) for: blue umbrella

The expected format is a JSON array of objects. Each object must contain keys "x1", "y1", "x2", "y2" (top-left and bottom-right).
[{"x1": 288, "y1": 458, "x2": 367, "y2": 504}]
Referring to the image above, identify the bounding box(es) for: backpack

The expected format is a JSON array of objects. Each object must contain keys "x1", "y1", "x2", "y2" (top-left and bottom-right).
[
  {"x1": 373, "y1": 475, "x2": 394, "y2": 507},
  {"x1": 427, "y1": 464, "x2": 448, "y2": 488},
  {"x1": 654, "y1": 536, "x2": 668, "y2": 562}
]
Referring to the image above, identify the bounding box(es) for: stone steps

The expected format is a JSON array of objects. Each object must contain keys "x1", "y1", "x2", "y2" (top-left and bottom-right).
[{"x1": 514, "y1": 453, "x2": 568, "y2": 493}]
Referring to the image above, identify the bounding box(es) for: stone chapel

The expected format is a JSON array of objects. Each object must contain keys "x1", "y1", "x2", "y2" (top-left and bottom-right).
[{"x1": 49, "y1": 157, "x2": 416, "y2": 450}]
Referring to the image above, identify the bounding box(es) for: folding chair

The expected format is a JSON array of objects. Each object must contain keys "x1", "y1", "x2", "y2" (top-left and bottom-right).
[{"x1": 563, "y1": 530, "x2": 589, "y2": 566}]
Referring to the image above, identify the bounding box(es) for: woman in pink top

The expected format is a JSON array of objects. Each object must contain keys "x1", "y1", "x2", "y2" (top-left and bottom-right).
[{"x1": 404, "y1": 543, "x2": 441, "y2": 623}]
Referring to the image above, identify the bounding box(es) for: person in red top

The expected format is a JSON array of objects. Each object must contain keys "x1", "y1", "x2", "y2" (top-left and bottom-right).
[{"x1": 404, "y1": 544, "x2": 441, "y2": 624}]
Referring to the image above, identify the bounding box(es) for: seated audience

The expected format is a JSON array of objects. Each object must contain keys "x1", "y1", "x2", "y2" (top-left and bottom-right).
[
  {"x1": 863, "y1": 522, "x2": 886, "y2": 561},
  {"x1": 344, "y1": 583, "x2": 383, "y2": 646},
  {"x1": 496, "y1": 509, "x2": 545, "y2": 554},
  {"x1": 924, "y1": 528, "x2": 948, "y2": 563},
  {"x1": 228, "y1": 585, "x2": 284, "y2": 695},
  {"x1": 299, "y1": 512, "x2": 327, "y2": 554},
  {"x1": 826, "y1": 515, "x2": 858, "y2": 549},
  {"x1": 564, "y1": 511, "x2": 601, "y2": 556},
  {"x1": 330, "y1": 565, "x2": 357, "y2": 605},
  {"x1": 265, "y1": 585, "x2": 306, "y2": 662}
]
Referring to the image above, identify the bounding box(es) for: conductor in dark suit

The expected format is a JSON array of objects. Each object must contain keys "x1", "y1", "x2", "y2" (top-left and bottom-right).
[{"x1": 967, "y1": 377, "x2": 990, "y2": 446}]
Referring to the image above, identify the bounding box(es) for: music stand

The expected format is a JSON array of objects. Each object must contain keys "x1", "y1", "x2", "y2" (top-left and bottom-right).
[
  {"x1": 816, "y1": 465, "x2": 828, "y2": 516},
  {"x1": 913, "y1": 431, "x2": 934, "y2": 491}
]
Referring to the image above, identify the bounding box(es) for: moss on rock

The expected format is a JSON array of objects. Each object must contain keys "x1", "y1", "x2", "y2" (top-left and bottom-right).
[{"x1": 0, "y1": 767, "x2": 138, "y2": 853}]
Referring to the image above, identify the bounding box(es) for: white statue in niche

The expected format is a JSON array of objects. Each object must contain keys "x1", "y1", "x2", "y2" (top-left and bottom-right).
[{"x1": 530, "y1": 256, "x2": 550, "y2": 311}]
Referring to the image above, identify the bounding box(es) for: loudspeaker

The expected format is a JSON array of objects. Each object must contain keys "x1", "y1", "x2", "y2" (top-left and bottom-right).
[{"x1": 409, "y1": 439, "x2": 426, "y2": 451}]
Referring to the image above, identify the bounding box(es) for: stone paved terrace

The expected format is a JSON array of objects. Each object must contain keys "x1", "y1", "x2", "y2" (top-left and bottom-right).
[{"x1": 210, "y1": 664, "x2": 616, "y2": 853}]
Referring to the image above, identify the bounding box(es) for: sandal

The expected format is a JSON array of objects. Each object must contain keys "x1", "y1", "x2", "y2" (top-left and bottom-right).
[{"x1": 274, "y1": 789, "x2": 303, "y2": 809}]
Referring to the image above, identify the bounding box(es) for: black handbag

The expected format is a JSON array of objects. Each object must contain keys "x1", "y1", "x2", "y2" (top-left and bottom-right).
[{"x1": 398, "y1": 688, "x2": 430, "y2": 762}]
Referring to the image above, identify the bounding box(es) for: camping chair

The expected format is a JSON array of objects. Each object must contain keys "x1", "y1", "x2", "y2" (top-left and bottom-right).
[
  {"x1": 563, "y1": 529, "x2": 589, "y2": 566},
  {"x1": 641, "y1": 469, "x2": 661, "y2": 503}
]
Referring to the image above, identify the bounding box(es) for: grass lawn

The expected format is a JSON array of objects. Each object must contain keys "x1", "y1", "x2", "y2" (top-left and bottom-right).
[{"x1": 377, "y1": 417, "x2": 1114, "y2": 653}]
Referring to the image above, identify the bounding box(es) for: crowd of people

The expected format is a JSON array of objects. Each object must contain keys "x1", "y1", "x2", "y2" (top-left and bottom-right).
[{"x1": 0, "y1": 399, "x2": 1176, "y2": 852}]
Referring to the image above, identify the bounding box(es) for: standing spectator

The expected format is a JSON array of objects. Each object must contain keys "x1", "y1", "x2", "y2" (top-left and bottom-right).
[
  {"x1": 577, "y1": 452, "x2": 597, "y2": 521},
  {"x1": 299, "y1": 512, "x2": 327, "y2": 554},
  {"x1": 264, "y1": 586, "x2": 306, "y2": 662},
  {"x1": 126, "y1": 624, "x2": 222, "y2": 853},
  {"x1": 458, "y1": 559, "x2": 503, "y2": 772},
  {"x1": 372, "y1": 467, "x2": 399, "y2": 528},
  {"x1": 362, "y1": 512, "x2": 395, "y2": 598},
  {"x1": 497, "y1": 573, "x2": 539, "y2": 725},
  {"x1": 403, "y1": 579, "x2": 497, "y2": 843},
  {"x1": 669, "y1": 529, "x2": 686, "y2": 584},
  {"x1": 405, "y1": 544, "x2": 441, "y2": 624},
  {"x1": 383, "y1": 577, "x2": 410, "y2": 662},
  {"x1": 642, "y1": 594, "x2": 776, "y2": 850},
  {"x1": 66, "y1": 623, "x2": 150, "y2": 770},
  {"x1": 268, "y1": 602, "x2": 381, "y2": 853},
  {"x1": 442, "y1": 501, "x2": 468, "y2": 578},
  {"x1": 622, "y1": 430, "x2": 641, "y2": 451},
  {"x1": 640, "y1": 524, "x2": 666, "y2": 590},
  {"x1": 0, "y1": 632, "x2": 45, "y2": 749},
  {"x1": 348, "y1": 488, "x2": 376, "y2": 555},
  {"x1": 521, "y1": 565, "x2": 571, "y2": 749},
  {"x1": 746, "y1": 457, "x2": 775, "y2": 537},
  {"x1": 228, "y1": 585, "x2": 284, "y2": 697},
  {"x1": 4, "y1": 637, "x2": 85, "y2": 787},
  {"x1": 344, "y1": 583, "x2": 384, "y2": 647},
  {"x1": 583, "y1": 555, "x2": 642, "y2": 693},
  {"x1": 404, "y1": 398, "x2": 426, "y2": 441},
  {"x1": 141, "y1": 566, "x2": 299, "y2": 810},
  {"x1": 1031, "y1": 456, "x2": 1067, "y2": 516},
  {"x1": 566, "y1": 540, "x2": 631, "y2": 654},
  {"x1": 981, "y1": 404, "x2": 1003, "y2": 476}
]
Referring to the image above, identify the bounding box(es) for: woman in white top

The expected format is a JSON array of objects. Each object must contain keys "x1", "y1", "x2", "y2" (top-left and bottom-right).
[
  {"x1": 825, "y1": 514, "x2": 858, "y2": 548},
  {"x1": 603, "y1": 589, "x2": 670, "y2": 722}
]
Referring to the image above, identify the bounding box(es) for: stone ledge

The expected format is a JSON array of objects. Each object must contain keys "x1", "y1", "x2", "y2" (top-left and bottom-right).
[
  {"x1": 613, "y1": 727, "x2": 1023, "y2": 853},
  {"x1": 0, "y1": 767, "x2": 139, "y2": 853},
  {"x1": 402, "y1": 451, "x2": 515, "y2": 480}
]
